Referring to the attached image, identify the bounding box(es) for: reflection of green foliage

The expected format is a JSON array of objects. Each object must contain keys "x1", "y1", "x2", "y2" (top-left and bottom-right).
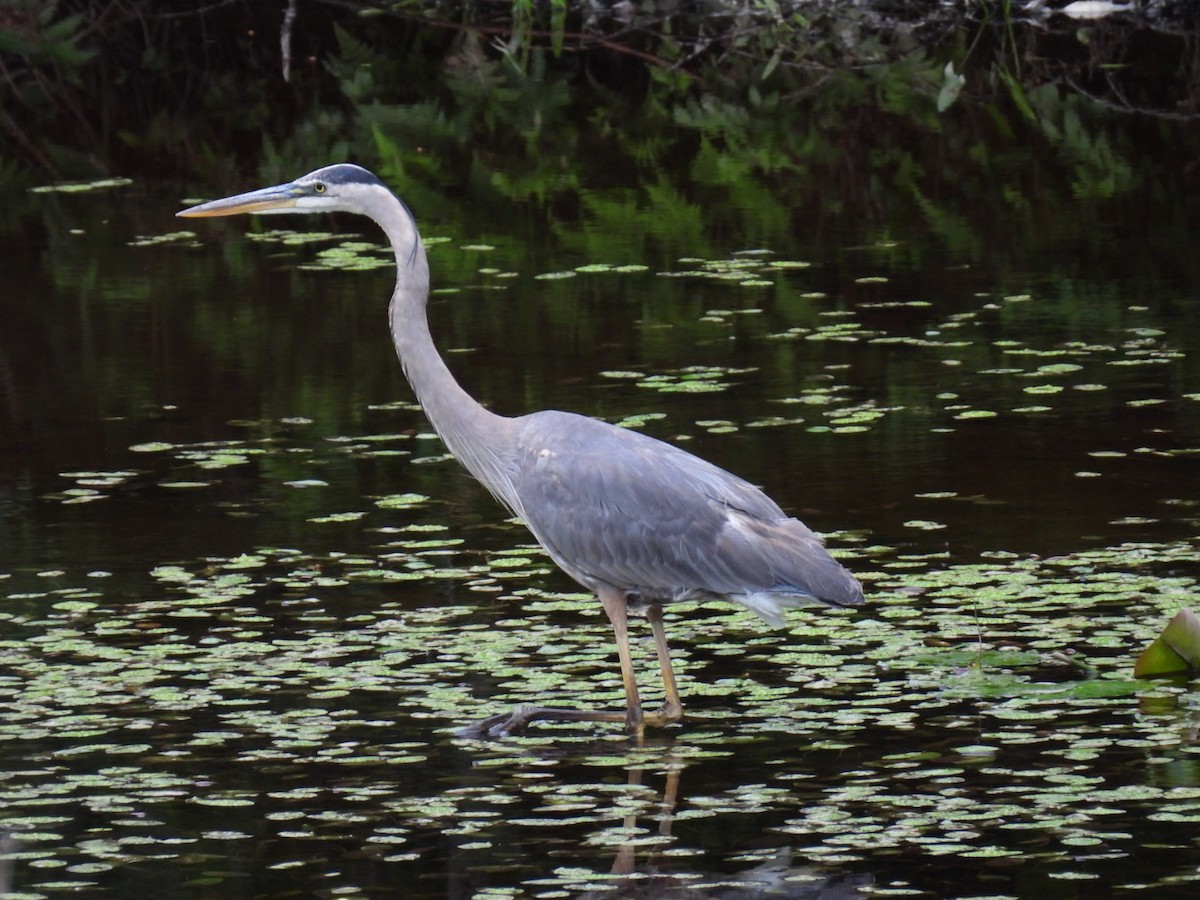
[
  {"x1": 0, "y1": 1, "x2": 95, "y2": 179},
  {"x1": 1028, "y1": 86, "x2": 1134, "y2": 201}
]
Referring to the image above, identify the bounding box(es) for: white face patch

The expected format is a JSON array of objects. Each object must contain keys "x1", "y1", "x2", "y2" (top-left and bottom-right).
[{"x1": 293, "y1": 195, "x2": 347, "y2": 213}]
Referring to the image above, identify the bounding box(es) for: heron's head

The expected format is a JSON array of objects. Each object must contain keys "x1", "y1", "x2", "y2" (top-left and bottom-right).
[{"x1": 177, "y1": 163, "x2": 388, "y2": 219}]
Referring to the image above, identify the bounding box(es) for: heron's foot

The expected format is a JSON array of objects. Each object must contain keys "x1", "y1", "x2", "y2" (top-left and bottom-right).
[
  {"x1": 453, "y1": 708, "x2": 523, "y2": 739},
  {"x1": 457, "y1": 703, "x2": 682, "y2": 739},
  {"x1": 456, "y1": 705, "x2": 627, "y2": 739}
]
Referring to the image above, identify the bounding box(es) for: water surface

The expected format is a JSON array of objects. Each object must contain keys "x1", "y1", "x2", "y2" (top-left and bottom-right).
[{"x1": 2, "y1": 119, "x2": 1200, "y2": 898}]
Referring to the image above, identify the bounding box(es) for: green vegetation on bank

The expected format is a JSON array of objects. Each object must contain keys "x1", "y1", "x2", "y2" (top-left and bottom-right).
[{"x1": 4, "y1": 1, "x2": 1199, "y2": 188}]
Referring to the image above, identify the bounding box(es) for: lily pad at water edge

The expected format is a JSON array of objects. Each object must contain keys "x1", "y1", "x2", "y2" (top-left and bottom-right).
[{"x1": 1134, "y1": 608, "x2": 1200, "y2": 677}]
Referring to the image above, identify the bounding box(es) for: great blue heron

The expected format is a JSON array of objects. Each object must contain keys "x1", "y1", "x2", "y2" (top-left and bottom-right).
[{"x1": 179, "y1": 163, "x2": 863, "y2": 737}]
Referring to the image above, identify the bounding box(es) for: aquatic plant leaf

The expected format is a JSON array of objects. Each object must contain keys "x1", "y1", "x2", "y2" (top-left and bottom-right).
[
  {"x1": 1134, "y1": 609, "x2": 1200, "y2": 677},
  {"x1": 128, "y1": 231, "x2": 199, "y2": 247},
  {"x1": 307, "y1": 511, "x2": 367, "y2": 523},
  {"x1": 30, "y1": 177, "x2": 133, "y2": 193},
  {"x1": 937, "y1": 61, "x2": 967, "y2": 112},
  {"x1": 245, "y1": 229, "x2": 345, "y2": 245},
  {"x1": 375, "y1": 493, "x2": 430, "y2": 510}
]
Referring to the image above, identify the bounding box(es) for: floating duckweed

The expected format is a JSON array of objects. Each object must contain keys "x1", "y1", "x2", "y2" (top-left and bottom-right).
[
  {"x1": 1034, "y1": 363, "x2": 1084, "y2": 375},
  {"x1": 3, "y1": 524, "x2": 1199, "y2": 888},
  {"x1": 31, "y1": 177, "x2": 133, "y2": 193},
  {"x1": 375, "y1": 493, "x2": 430, "y2": 510},
  {"x1": 614, "y1": 412, "x2": 666, "y2": 429},
  {"x1": 745, "y1": 416, "x2": 804, "y2": 428},
  {"x1": 308, "y1": 512, "x2": 367, "y2": 523},
  {"x1": 599, "y1": 370, "x2": 642, "y2": 380},
  {"x1": 245, "y1": 230, "x2": 345, "y2": 245},
  {"x1": 860, "y1": 299, "x2": 933, "y2": 309},
  {"x1": 600, "y1": 365, "x2": 757, "y2": 395},
  {"x1": 128, "y1": 231, "x2": 200, "y2": 247},
  {"x1": 954, "y1": 410, "x2": 998, "y2": 420}
]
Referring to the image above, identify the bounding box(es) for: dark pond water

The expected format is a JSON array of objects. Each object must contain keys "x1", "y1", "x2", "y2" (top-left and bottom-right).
[{"x1": 3, "y1": 113, "x2": 1200, "y2": 897}]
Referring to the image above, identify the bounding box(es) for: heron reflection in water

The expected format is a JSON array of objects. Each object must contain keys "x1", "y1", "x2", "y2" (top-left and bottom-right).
[{"x1": 179, "y1": 164, "x2": 863, "y2": 737}]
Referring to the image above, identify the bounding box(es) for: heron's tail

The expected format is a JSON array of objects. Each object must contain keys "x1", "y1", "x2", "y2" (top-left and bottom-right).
[
  {"x1": 723, "y1": 513, "x2": 864, "y2": 626},
  {"x1": 734, "y1": 577, "x2": 861, "y2": 628}
]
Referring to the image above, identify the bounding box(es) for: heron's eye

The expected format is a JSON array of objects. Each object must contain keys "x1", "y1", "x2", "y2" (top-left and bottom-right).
[{"x1": 313, "y1": 182, "x2": 327, "y2": 194}]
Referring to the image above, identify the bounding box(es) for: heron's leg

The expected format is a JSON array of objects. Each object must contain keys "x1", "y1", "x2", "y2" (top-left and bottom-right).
[
  {"x1": 458, "y1": 588, "x2": 670, "y2": 738},
  {"x1": 644, "y1": 604, "x2": 683, "y2": 724},
  {"x1": 458, "y1": 586, "x2": 646, "y2": 738},
  {"x1": 598, "y1": 584, "x2": 644, "y2": 732}
]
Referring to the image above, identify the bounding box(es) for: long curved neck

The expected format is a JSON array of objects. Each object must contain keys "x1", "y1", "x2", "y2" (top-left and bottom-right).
[{"x1": 366, "y1": 190, "x2": 515, "y2": 494}]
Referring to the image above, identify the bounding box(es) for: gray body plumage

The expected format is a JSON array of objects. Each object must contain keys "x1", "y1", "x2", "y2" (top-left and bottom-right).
[
  {"x1": 506, "y1": 410, "x2": 861, "y2": 625},
  {"x1": 179, "y1": 162, "x2": 863, "y2": 733}
]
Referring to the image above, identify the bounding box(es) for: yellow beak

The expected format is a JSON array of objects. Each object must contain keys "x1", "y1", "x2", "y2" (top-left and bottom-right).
[{"x1": 177, "y1": 183, "x2": 299, "y2": 218}]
